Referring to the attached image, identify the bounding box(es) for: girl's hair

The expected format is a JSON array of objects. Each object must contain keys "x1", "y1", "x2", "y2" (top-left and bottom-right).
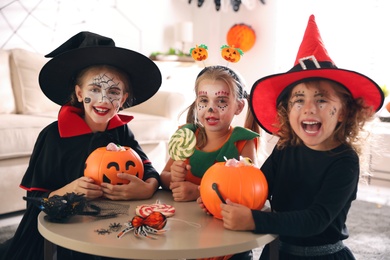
[
  {"x1": 275, "y1": 79, "x2": 374, "y2": 155},
  {"x1": 183, "y1": 66, "x2": 260, "y2": 148},
  {"x1": 69, "y1": 65, "x2": 132, "y2": 110}
]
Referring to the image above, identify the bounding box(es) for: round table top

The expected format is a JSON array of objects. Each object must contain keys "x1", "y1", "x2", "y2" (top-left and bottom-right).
[{"x1": 38, "y1": 190, "x2": 276, "y2": 259}]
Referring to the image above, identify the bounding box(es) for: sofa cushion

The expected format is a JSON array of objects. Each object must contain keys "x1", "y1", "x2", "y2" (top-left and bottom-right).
[
  {"x1": 0, "y1": 111, "x2": 175, "y2": 160},
  {"x1": 119, "y1": 111, "x2": 177, "y2": 144},
  {"x1": 0, "y1": 114, "x2": 57, "y2": 160},
  {"x1": 10, "y1": 48, "x2": 60, "y2": 115},
  {"x1": 0, "y1": 50, "x2": 16, "y2": 114}
]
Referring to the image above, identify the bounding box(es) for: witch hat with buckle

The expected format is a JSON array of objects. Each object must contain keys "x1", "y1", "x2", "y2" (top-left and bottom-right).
[{"x1": 250, "y1": 15, "x2": 384, "y2": 135}]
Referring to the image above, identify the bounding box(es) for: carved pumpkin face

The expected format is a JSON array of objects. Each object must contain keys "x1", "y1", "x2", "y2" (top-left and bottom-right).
[
  {"x1": 199, "y1": 161, "x2": 268, "y2": 219},
  {"x1": 84, "y1": 147, "x2": 144, "y2": 185},
  {"x1": 227, "y1": 23, "x2": 256, "y2": 52},
  {"x1": 190, "y1": 44, "x2": 208, "y2": 61},
  {"x1": 220, "y1": 45, "x2": 243, "y2": 63}
]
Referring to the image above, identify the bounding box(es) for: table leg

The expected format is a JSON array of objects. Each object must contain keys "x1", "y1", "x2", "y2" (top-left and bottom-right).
[{"x1": 44, "y1": 238, "x2": 57, "y2": 260}]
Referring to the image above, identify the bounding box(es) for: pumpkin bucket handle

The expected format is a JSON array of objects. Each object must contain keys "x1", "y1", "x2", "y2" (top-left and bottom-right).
[{"x1": 212, "y1": 183, "x2": 226, "y2": 204}]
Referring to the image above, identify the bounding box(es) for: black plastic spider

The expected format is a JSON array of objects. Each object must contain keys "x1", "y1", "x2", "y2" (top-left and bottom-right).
[
  {"x1": 109, "y1": 222, "x2": 122, "y2": 232},
  {"x1": 95, "y1": 228, "x2": 111, "y2": 235}
]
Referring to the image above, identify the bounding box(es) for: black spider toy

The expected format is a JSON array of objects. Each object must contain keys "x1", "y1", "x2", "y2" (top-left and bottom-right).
[{"x1": 23, "y1": 192, "x2": 99, "y2": 222}]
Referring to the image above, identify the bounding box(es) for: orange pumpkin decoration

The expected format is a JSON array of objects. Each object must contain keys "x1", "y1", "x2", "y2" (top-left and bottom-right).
[
  {"x1": 220, "y1": 44, "x2": 243, "y2": 63},
  {"x1": 84, "y1": 146, "x2": 144, "y2": 185},
  {"x1": 227, "y1": 23, "x2": 256, "y2": 52},
  {"x1": 199, "y1": 159, "x2": 268, "y2": 219},
  {"x1": 190, "y1": 44, "x2": 208, "y2": 61}
]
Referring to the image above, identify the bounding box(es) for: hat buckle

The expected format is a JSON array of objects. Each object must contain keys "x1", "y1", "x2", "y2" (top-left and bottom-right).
[{"x1": 298, "y1": 55, "x2": 320, "y2": 70}]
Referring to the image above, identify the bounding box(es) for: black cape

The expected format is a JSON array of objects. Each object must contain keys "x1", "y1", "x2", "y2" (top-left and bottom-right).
[{"x1": 0, "y1": 104, "x2": 160, "y2": 260}]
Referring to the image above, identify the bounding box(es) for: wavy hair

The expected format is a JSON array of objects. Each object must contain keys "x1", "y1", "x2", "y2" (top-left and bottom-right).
[{"x1": 275, "y1": 80, "x2": 374, "y2": 156}]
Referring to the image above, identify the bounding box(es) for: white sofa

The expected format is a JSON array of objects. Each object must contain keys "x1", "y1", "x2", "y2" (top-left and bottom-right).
[{"x1": 0, "y1": 48, "x2": 187, "y2": 215}]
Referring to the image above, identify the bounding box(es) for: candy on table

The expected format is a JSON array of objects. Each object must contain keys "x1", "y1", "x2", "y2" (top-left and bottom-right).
[{"x1": 135, "y1": 200, "x2": 176, "y2": 218}]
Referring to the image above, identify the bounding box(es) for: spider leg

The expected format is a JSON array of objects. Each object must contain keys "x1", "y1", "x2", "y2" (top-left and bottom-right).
[
  {"x1": 117, "y1": 223, "x2": 134, "y2": 239},
  {"x1": 144, "y1": 226, "x2": 166, "y2": 235},
  {"x1": 135, "y1": 226, "x2": 159, "y2": 239}
]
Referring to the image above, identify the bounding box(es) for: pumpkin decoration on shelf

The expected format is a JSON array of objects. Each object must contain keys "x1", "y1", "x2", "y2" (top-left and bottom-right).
[
  {"x1": 227, "y1": 23, "x2": 256, "y2": 52},
  {"x1": 190, "y1": 44, "x2": 208, "y2": 61},
  {"x1": 220, "y1": 44, "x2": 243, "y2": 63},
  {"x1": 84, "y1": 143, "x2": 144, "y2": 185},
  {"x1": 199, "y1": 157, "x2": 268, "y2": 219}
]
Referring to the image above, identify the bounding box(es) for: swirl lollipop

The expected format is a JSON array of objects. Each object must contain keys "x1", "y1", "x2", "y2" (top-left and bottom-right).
[
  {"x1": 168, "y1": 128, "x2": 196, "y2": 161},
  {"x1": 135, "y1": 200, "x2": 176, "y2": 218}
]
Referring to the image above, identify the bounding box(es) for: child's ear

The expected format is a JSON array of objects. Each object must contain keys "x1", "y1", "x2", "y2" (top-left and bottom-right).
[
  {"x1": 121, "y1": 93, "x2": 129, "y2": 107},
  {"x1": 235, "y1": 100, "x2": 245, "y2": 115},
  {"x1": 75, "y1": 85, "x2": 83, "y2": 102},
  {"x1": 338, "y1": 109, "x2": 345, "y2": 122}
]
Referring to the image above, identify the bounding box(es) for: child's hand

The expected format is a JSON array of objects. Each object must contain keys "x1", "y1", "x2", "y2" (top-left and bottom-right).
[
  {"x1": 169, "y1": 181, "x2": 199, "y2": 201},
  {"x1": 196, "y1": 195, "x2": 212, "y2": 215},
  {"x1": 101, "y1": 174, "x2": 155, "y2": 200},
  {"x1": 55, "y1": 177, "x2": 103, "y2": 200},
  {"x1": 170, "y1": 160, "x2": 191, "y2": 182},
  {"x1": 220, "y1": 199, "x2": 255, "y2": 231}
]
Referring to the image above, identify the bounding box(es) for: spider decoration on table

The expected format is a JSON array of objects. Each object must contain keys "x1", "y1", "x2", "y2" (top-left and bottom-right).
[
  {"x1": 95, "y1": 228, "x2": 111, "y2": 235},
  {"x1": 23, "y1": 192, "x2": 95, "y2": 222},
  {"x1": 109, "y1": 222, "x2": 123, "y2": 232},
  {"x1": 117, "y1": 211, "x2": 167, "y2": 239},
  {"x1": 94, "y1": 222, "x2": 123, "y2": 235}
]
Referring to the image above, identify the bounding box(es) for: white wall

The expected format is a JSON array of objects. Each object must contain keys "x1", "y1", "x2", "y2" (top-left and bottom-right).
[
  {"x1": 2, "y1": 0, "x2": 388, "y2": 92},
  {"x1": 1, "y1": 0, "x2": 388, "y2": 160},
  {"x1": 0, "y1": 0, "x2": 191, "y2": 55},
  {"x1": 189, "y1": 0, "x2": 277, "y2": 90},
  {"x1": 273, "y1": 0, "x2": 390, "y2": 90}
]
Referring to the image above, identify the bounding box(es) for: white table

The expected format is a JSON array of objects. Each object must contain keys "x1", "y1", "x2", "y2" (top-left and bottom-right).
[{"x1": 38, "y1": 190, "x2": 277, "y2": 259}]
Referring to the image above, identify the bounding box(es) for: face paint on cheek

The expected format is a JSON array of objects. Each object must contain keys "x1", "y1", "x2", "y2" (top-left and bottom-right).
[
  {"x1": 84, "y1": 97, "x2": 91, "y2": 103},
  {"x1": 289, "y1": 101, "x2": 302, "y2": 111},
  {"x1": 87, "y1": 91, "x2": 102, "y2": 103},
  {"x1": 198, "y1": 104, "x2": 207, "y2": 111},
  {"x1": 217, "y1": 104, "x2": 228, "y2": 112},
  {"x1": 329, "y1": 106, "x2": 337, "y2": 117},
  {"x1": 112, "y1": 100, "x2": 121, "y2": 111}
]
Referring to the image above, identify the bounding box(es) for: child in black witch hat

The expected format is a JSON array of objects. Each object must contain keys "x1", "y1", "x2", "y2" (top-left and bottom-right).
[
  {"x1": 214, "y1": 15, "x2": 384, "y2": 259},
  {"x1": 0, "y1": 31, "x2": 162, "y2": 260}
]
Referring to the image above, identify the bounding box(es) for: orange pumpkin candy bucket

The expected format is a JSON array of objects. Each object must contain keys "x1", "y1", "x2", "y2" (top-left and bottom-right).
[
  {"x1": 84, "y1": 143, "x2": 144, "y2": 185},
  {"x1": 199, "y1": 158, "x2": 268, "y2": 219}
]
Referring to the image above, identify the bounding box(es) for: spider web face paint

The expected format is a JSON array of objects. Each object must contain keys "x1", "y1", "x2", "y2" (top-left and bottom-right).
[{"x1": 87, "y1": 73, "x2": 125, "y2": 111}]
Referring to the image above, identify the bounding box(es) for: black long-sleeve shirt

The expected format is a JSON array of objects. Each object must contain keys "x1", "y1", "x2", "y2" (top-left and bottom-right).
[{"x1": 252, "y1": 144, "x2": 359, "y2": 247}]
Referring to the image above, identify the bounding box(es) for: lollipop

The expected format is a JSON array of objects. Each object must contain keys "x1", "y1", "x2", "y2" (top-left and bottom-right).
[
  {"x1": 221, "y1": 44, "x2": 243, "y2": 63},
  {"x1": 168, "y1": 128, "x2": 196, "y2": 161},
  {"x1": 190, "y1": 44, "x2": 208, "y2": 61},
  {"x1": 135, "y1": 200, "x2": 176, "y2": 218}
]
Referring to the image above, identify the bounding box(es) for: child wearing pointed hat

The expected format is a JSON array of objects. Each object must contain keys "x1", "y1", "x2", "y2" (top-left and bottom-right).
[
  {"x1": 217, "y1": 15, "x2": 384, "y2": 259},
  {"x1": 0, "y1": 31, "x2": 162, "y2": 260}
]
